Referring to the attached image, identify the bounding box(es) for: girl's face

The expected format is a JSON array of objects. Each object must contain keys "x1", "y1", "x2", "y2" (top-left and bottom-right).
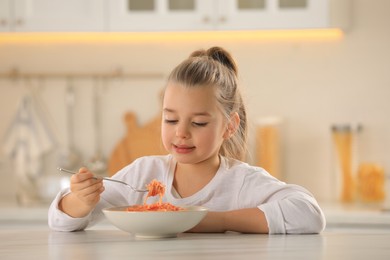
[{"x1": 161, "y1": 83, "x2": 228, "y2": 165}]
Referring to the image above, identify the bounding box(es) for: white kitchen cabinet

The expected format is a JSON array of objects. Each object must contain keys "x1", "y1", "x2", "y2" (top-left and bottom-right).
[
  {"x1": 107, "y1": 0, "x2": 341, "y2": 32},
  {"x1": 217, "y1": 0, "x2": 328, "y2": 30},
  {"x1": 107, "y1": 0, "x2": 214, "y2": 32},
  {"x1": 0, "y1": 0, "x2": 105, "y2": 32},
  {"x1": 0, "y1": 0, "x2": 11, "y2": 32},
  {"x1": 0, "y1": 0, "x2": 348, "y2": 33}
]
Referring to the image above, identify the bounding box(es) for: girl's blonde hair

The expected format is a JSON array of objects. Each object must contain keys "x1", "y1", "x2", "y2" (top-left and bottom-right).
[{"x1": 166, "y1": 46, "x2": 247, "y2": 161}]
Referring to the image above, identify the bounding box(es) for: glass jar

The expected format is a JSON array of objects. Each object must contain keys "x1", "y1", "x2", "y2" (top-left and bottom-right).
[
  {"x1": 357, "y1": 163, "x2": 385, "y2": 204},
  {"x1": 332, "y1": 123, "x2": 386, "y2": 206},
  {"x1": 331, "y1": 124, "x2": 361, "y2": 203},
  {"x1": 255, "y1": 117, "x2": 283, "y2": 180}
]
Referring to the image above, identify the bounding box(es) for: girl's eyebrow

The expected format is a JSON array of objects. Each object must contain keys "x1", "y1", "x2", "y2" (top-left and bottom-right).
[
  {"x1": 163, "y1": 108, "x2": 175, "y2": 113},
  {"x1": 163, "y1": 108, "x2": 211, "y2": 117}
]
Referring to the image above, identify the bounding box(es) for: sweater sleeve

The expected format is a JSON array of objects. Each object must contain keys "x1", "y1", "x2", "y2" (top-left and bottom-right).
[
  {"x1": 258, "y1": 188, "x2": 326, "y2": 234},
  {"x1": 47, "y1": 188, "x2": 113, "y2": 232}
]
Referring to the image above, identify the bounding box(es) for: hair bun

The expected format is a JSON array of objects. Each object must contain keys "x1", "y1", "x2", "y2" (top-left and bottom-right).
[{"x1": 190, "y1": 47, "x2": 238, "y2": 76}]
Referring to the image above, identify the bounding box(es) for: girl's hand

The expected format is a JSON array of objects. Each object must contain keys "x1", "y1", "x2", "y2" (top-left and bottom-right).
[
  {"x1": 59, "y1": 167, "x2": 105, "y2": 218},
  {"x1": 69, "y1": 167, "x2": 105, "y2": 207},
  {"x1": 187, "y1": 212, "x2": 226, "y2": 233},
  {"x1": 187, "y1": 209, "x2": 269, "y2": 234}
]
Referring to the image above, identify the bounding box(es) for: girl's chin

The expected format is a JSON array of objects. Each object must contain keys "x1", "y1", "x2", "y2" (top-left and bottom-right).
[
  {"x1": 171, "y1": 153, "x2": 198, "y2": 164},
  {"x1": 171, "y1": 153, "x2": 219, "y2": 166}
]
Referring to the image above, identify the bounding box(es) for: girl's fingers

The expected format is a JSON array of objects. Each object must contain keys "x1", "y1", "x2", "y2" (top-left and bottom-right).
[
  {"x1": 71, "y1": 171, "x2": 94, "y2": 183},
  {"x1": 67, "y1": 167, "x2": 105, "y2": 205},
  {"x1": 72, "y1": 182, "x2": 104, "y2": 205},
  {"x1": 72, "y1": 180, "x2": 103, "y2": 194},
  {"x1": 80, "y1": 186, "x2": 105, "y2": 205}
]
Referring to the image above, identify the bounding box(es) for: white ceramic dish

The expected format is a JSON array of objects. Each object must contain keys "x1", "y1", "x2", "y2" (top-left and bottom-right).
[{"x1": 103, "y1": 206, "x2": 208, "y2": 239}]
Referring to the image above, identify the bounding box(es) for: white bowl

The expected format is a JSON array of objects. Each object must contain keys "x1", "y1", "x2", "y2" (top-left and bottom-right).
[{"x1": 103, "y1": 206, "x2": 208, "y2": 239}]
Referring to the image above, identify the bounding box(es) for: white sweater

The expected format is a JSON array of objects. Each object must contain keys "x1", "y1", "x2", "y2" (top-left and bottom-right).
[{"x1": 48, "y1": 155, "x2": 326, "y2": 234}]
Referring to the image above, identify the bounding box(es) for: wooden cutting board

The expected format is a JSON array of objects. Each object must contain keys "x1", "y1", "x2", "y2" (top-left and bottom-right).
[{"x1": 108, "y1": 112, "x2": 167, "y2": 176}]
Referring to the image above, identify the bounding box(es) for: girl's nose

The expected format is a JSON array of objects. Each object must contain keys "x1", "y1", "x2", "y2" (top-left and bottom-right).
[{"x1": 176, "y1": 123, "x2": 190, "y2": 139}]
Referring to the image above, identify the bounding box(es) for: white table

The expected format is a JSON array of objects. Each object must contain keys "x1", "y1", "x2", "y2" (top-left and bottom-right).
[{"x1": 1, "y1": 220, "x2": 390, "y2": 260}]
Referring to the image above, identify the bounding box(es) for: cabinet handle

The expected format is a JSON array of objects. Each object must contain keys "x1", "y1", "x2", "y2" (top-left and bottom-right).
[
  {"x1": 0, "y1": 19, "x2": 7, "y2": 26},
  {"x1": 202, "y1": 16, "x2": 210, "y2": 23},
  {"x1": 14, "y1": 18, "x2": 24, "y2": 26},
  {"x1": 219, "y1": 16, "x2": 227, "y2": 23}
]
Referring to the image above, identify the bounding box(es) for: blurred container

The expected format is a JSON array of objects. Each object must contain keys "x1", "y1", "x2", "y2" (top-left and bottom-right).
[
  {"x1": 384, "y1": 175, "x2": 390, "y2": 211},
  {"x1": 255, "y1": 117, "x2": 283, "y2": 180},
  {"x1": 331, "y1": 123, "x2": 361, "y2": 203},
  {"x1": 357, "y1": 163, "x2": 385, "y2": 203},
  {"x1": 332, "y1": 123, "x2": 386, "y2": 206}
]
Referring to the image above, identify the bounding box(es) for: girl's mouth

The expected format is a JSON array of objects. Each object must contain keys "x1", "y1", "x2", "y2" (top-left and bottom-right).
[{"x1": 173, "y1": 144, "x2": 195, "y2": 154}]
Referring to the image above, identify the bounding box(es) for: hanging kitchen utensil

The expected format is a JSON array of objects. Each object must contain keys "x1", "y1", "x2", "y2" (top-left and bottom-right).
[
  {"x1": 87, "y1": 77, "x2": 107, "y2": 175},
  {"x1": 29, "y1": 78, "x2": 69, "y2": 203},
  {"x1": 57, "y1": 78, "x2": 81, "y2": 171},
  {"x1": 3, "y1": 79, "x2": 55, "y2": 205}
]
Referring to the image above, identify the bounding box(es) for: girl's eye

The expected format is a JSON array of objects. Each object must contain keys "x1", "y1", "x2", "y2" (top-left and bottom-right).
[
  {"x1": 164, "y1": 119, "x2": 178, "y2": 124},
  {"x1": 193, "y1": 122, "x2": 208, "y2": 127}
]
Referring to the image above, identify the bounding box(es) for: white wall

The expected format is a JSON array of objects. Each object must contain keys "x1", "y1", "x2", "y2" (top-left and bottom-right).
[{"x1": 1, "y1": 0, "x2": 389, "y2": 204}]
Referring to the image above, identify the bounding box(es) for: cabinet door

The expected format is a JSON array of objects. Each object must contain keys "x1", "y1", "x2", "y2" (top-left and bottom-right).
[
  {"x1": 0, "y1": 0, "x2": 11, "y2": 32},
  {"x1": 107, "y1": 0, "x2": 215, "y2": 32},
  {"x1": 217, "y1": 0, "x2": 328, "y2": 30},
  {"x1": 12, "y1": 0, "x2": 105, "y2": 32}
]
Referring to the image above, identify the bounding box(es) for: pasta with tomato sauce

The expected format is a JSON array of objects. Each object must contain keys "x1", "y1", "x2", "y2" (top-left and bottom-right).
[{"x1": 126, "y1": 179, "x2": 183, "y2": 212}]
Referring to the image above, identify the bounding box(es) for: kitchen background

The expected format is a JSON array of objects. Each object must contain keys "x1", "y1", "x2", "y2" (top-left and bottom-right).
[{"x1": 0, "y1": 0, "x2": 389, "y2": 209}]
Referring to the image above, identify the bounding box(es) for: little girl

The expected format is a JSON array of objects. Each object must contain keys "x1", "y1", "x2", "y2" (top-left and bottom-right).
[{"x1": 49, "y1": 47, "x2": 325, "y2": 234}]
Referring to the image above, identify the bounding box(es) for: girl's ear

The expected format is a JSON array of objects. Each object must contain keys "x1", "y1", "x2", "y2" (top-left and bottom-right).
[{"x1": 223, "y1": 112, "x2": 240, "y2": 139}]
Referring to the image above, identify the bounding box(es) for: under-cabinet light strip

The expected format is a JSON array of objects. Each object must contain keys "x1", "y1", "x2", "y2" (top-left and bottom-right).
[{"x1": 0, "y1": 29, "x2": 343, "y2": 44}]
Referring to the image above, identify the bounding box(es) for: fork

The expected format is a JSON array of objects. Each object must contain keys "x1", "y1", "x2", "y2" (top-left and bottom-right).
[{"x1": 57, "y1": 167, "x2": 148, "y2": 192}]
